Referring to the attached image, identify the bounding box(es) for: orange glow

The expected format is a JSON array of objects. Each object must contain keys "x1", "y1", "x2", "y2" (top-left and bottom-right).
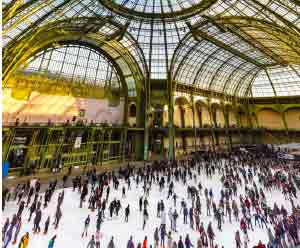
[{"x1": 2, "y1": 89, "x2": 123, "y2": 124}]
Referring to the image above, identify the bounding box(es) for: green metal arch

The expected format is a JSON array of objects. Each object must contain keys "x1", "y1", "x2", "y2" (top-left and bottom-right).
[{"x1": 3, "y1": 17, "x2": 147, "y2": 97}]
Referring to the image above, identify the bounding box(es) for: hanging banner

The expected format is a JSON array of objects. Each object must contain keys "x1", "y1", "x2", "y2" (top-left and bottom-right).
[
  {"x1": 74, "y1": 136, "x2": 82, "y2": 148},
  {"x1": 2, "y1": 161, "x2": 10, "y2": 178}
]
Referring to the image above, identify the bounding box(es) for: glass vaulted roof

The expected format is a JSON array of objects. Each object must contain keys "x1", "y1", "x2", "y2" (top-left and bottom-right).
[{"x1": 2, "y1": 0, "x2": 300, "y2": 98}]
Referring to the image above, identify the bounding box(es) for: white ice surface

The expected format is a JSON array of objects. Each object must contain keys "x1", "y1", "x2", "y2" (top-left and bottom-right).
[{"x1": 3, "y1": 166, "x2": 299, "y2": 248}]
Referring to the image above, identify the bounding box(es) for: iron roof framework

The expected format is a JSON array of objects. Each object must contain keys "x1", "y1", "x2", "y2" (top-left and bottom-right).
[{"x1": 2, "y1": 0, "x2": 300, "y2": 99}]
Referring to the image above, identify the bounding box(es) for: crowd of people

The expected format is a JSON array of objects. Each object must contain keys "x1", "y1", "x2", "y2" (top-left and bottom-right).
[{"x1": 2, "y1": 150, "x2": 300, "y2": 248}]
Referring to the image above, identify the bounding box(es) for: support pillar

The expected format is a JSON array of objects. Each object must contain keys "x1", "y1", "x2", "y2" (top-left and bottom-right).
[
  {"x1": 168, "y1": 70, "x2": 175, "y2": 160},
  {"x1": 135, "y1": 91, "x2": 146, "y2": 160},
  {"x1": 191, "y1": 95, "x2": 197, "y2": 152}
]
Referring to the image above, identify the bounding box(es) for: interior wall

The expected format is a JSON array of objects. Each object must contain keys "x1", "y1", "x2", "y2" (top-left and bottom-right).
[
  {"x1": 228, "y1": 110, "x2": 237, "y2": 127},
  {"x1": 184, "y1": 107, "x2": 193, "y2": 128},
  {"x1": 174, "y1": 106, "x2": 182, "y2": 127},
  {"x1": 251, "y1": 114, "x2": 258, "y2": 128},
  {"x1": 2, "y1": 89, "x2": 124, "y2": 124},
  {"x1": 216, "y1": 108, "x2": 225, "y2": 127},
  {"x1": 195, "y1": 109, "x2": 201, "y2": 128},
  {"x1": 257, "y1": 109, "x2": 284, "y2": 129},
  {"x1": 240, "y1": 114, "x2": 248, "y2": 128},
  {"x1": 202, "y1": 107, "x2": 211, "y2": 126},
  {"x1": 128, "y1": 117, "x2": 136, "y2": 127},
  {"x1": 163, "y1": 109, "x2": 168, "y2": 127},
  {"x1": 285, "y1": 108, "x2": 300, "y2": 129}
]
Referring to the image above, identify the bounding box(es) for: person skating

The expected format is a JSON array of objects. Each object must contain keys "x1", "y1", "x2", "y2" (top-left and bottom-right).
[
  {"x1": 207, "y1": 222, "x2": 215, "y2": 248},
  {"x1": 12, "y1": 216, "x2": 22, "y2": 244},
  {"x1": 122, "y1": 186, "x2": 126, "y2": 198},
  {"x1": 3, "y1": 225, "x2": 13, "y2": 248},
  {"x1": 178, "y1": 236, "x2": 184, "y2": 248},
  {"x1": 17, "y1": 200, "x2": 25, "y2": 217},
  {"x1": 95, "y1": 231, "x2": 101, "y2": 248},
  {"x1": 183, "y1": 206, "x2": 188, "y2": 224},
  {"x1": 139, "y1": 196, "x2": 143, "y2": 212},
  {"x1": 142, "y1": 208, "x2": 149, "y2": 230},
  {"x1": 125, "y1": 204, "x2": 130, "y2": 222},
  {"x1": 44, "y1": 216, "x2": 50, "y2": 234},
  {"x1": 2, "y1": 217, "x2": 9, "y2": 241},
  {"x1": 115, "y1": 200, "x2": 121, "y2": 216},
  {"x1": 142, "y1": 236, "x2": 147, "y2": 248},
  {"x1": 127, "y1": 236, "x2": 135, "y2": 248},
  {"x1": 33, "y1": 208, "x2": 42, "y2": 233},
  {"x1": 18, "y1": 232, "x2": 29, "y2": 248},
  {"x1": 96, "y1": 214, "x2": 102, "y2": 232},
  {"x1": 28, "y1": 200, "x2": 37, "y2": 221},
  {"x1": 172, "y1": 209, "x2": 178, "y2": 232},
  {"x1": 107, "y1": 236, "x2": 115, "y2": 248},
  {"x1": 26, "y1": 187, "x2": 34, "y2": 207},
  {"x1": 255, "y1": 240, "x2": 266, "y2": 248},
  {"x1": 86, "y1": 235, "x2": 96, "y2": 248},
  {"x1": 160, "y1": 224, "x2": 166, "y2": 247},
  {"x1": 235, "y1": 230, "x2": 241, "y2": 248},
  {"x1": 154, "y1": 228, "x2": 159, "y2": 248},
  {"x1": 185, "y1": 234, "x2": 193, "y2": 248},
  {"x1": 82, "y1": 215, "x2": 91, "y2": 237},
  {"x1": 48, "y1": 235, "x2": 57, "y2": 248},
  {"x1": 53, "y1": 207, "x2": 62, "y2": 229}
]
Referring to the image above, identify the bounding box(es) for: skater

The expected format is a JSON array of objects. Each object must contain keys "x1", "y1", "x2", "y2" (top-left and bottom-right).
[
  {"x1": 95, "y1": 231, "x2": 101, "y2": 248},
  {"x1": 178, "y1": 236, "x2": 184, "y2": 248},
  {"x1": 125, "y1": 204, "x2": 130, "y2": 222},
  {"x1": 18, "y1": 232, "x2": 29, "y2": 248},
  {"x1": 53, "y1": 207, "x2": 62, "y2": 229},
  {"x1": 48, "y1": 235, "x2": 57, "y2": 248},
  {"x1": 154, "y1": 228, "x2": 159, "y2": 248},
  {"x1": 33, "y1": 208, "x2": 42, "y2": 233},
  {"x1": 28, "y1": 200, "x2": 37, "y2": 221},
  {"x1": 185, "y1": 234, "x2": 193, "y2": 248},
  {"x1": 127, "y1": 236, "x2": 135, "y2": 248},
  {"x1": 3, "y1": 226, "x2": 13, "y2": 248},
  {"x1": 235, "y1": 231, "x2": 241, "y2": 248},
  {"x1": 160, "y1": 224, "x2": 166, "y2": 247},
  {"x1": 12, "y1": 216, "x2": 22, "y2": 244},
  {"x1": 143, "y1": 208, "x2": 149, "y2": 230},
  {"x1": 82, "y1": 215, "x2": 91, "y2": 237},
  {"x1": 143, "y1": 236, "x2": 147, "y2": 248},
  {"x1": 108, "y1": 236, "x2": 115, "y2": 248},
  {"x1": 44, "y1": 216, "x2": 50, "y2": 234},
  {"x1": 87, "y1": 235, "x2": 96, "y2": 248},
  {"x1": 2, "y1": 217, "x2": 9, "y2": 241},
  {"x1": 207, "y1": 222, "x2": 215, "y2": 248}
]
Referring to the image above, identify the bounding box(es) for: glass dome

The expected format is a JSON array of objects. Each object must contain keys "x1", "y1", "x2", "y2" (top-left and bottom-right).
[
  {"x1": 99, "y1": 0, "x2": 216, "y2": 20},
  {"x1": 3, "y1": 0, "x2": 300, "y2": 98}
]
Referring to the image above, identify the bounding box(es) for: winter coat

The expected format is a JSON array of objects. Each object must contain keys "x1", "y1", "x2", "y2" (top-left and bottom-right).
[
  {"x1": 48, "y1": 239, "x2": 55, "y2": 248},
  {"x1": 178, "y1": 240, "x2": 184, "y2": 248},
  {"x1": 18, "y1": 235, "x2": 29, "y2": 248},
  {"x1": 87, "y1": 239, "x2": 96, "y2": 248},
  {"x1": 185, "y1": 237, "x2": 193, "y2": 248},
  {"x1": 142, "y1": 239, "x2": 147, "y2": 248},
  {"x1": 256, "y1": 243, "x2": 266, "y2": 248},
  {"x1": 154, "y1": 229, "x2": 159, "y2": 242},
  {"x1": 197, "y1": 239, "x2": 203, "y2": 248},
  {"x1": 127, "y1": 239, "x2": 134, "y2": 248},
  {"x1": 108, "y1": 239, "x2": 115, "y2": 248}
]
